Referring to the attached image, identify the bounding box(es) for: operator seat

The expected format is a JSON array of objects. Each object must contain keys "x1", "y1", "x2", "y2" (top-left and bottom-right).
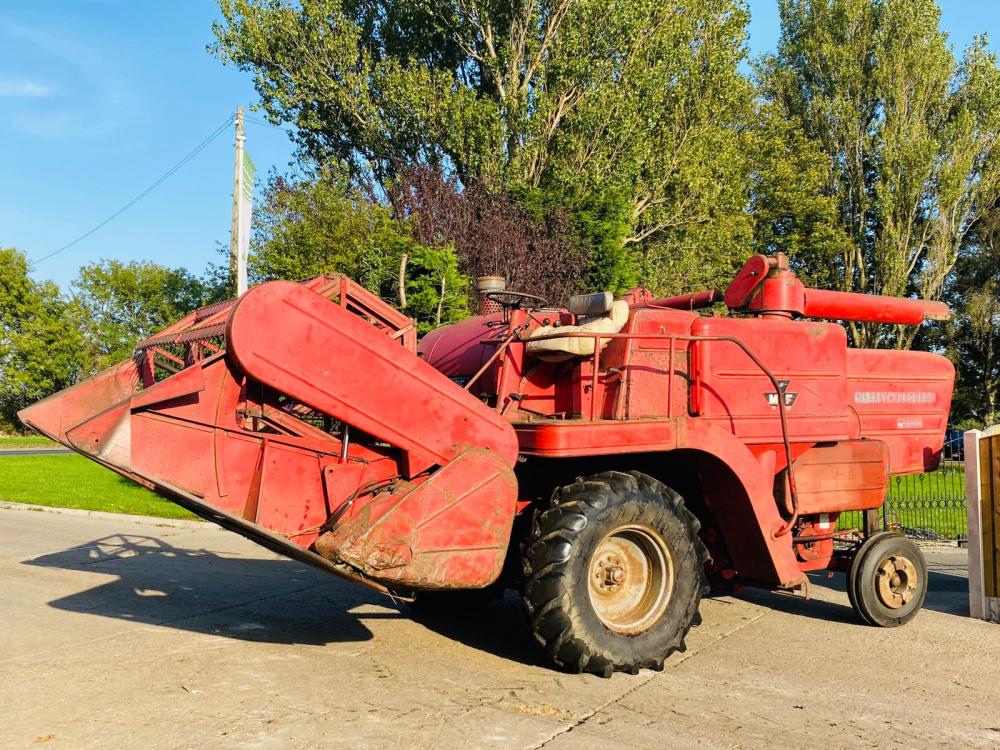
[{"x1": 526, "y1": 292, "x2": 630, "y2": 363}]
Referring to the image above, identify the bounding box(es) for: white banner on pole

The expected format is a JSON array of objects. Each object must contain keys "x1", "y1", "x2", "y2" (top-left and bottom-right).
[{"x1": 237, "y1": 150, "x2": 255, "y2": 295}]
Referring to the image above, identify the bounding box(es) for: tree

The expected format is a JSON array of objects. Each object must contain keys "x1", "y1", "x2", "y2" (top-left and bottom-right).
[
  {"x1": 212, "y1": 0, "x2": 754, "y2": 294},
  {"x1": 241, "y1": 167, "x2": 472, "y2": 330},
  {"x1": 747, "y1": 105, "x2": 848, "y2": 289},
  {"x1": 404, "y1": 244, "x2": 469, "y2": 334},
  {"x1": 0, "y1": 248, "x2": 83, "y2": 431},
  {"x1": 759, "y1": 0, "x2": 1000, "y2": 348},
  {"x1": 927, "y1": 211, "x2": 1000, "y2": 427},
  {"x1": 245, "y1": 166, "x2": 407, "y2": 297},
  {"x1": 393, "y1": 165, "x2": 587, "y2": 302},
  {"x1": 72, "y1": 260, "x2": 213, "y2": 371}
]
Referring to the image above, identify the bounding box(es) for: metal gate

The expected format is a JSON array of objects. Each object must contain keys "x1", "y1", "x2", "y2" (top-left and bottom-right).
[{"x1": 839, "y1": 433, "x2": 968, "y2": 542}]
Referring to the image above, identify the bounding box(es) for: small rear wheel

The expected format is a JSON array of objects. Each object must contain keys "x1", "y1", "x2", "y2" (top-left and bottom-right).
[
  {"x1": 848, "y1": 533, "x2": 927, "y2": 627},
  {"x1": 522, "y1": 471, "x2": 708, "y2": 677}
]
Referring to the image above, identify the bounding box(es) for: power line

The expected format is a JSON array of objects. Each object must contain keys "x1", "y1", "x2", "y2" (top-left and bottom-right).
[
  {"x1": 30, "y1": 114, "x2": 236, "y2": 267},
  {"x1": 245, "y1": 114, "x2": 286, "y2": 132}
]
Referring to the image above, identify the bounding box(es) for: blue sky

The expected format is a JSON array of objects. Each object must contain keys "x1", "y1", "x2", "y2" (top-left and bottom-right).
[{"x1": 2, "y1": 1, "x2": 998, "y2": 290}]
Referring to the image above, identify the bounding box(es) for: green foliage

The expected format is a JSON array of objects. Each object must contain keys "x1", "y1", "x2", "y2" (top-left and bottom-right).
[
  {"x1": 403, "y1": 244, "x2": 469, "y2": 334},
  {"x1": 246, "y1": 168, "x2": 469, "y2": 332},
  {"x1": 759, "y1": 0, "x2": 1000, "y2": 347},
  {"x1": 212, "y1": 0, "x2": 755, "y2": 295},
  {"x1": 247, "y1": 167, "x2": 406, "y2": 295},
  {"x1": 517, "y1": 185, "x2": 634, "y2": 295},
  {"x1": 925, "y1": 211, "x2": 1000, "y2": 427},
  {"x1": 0, "y1": 248, "x2": 83, "y2": 431},
  {"x1": 747, "y1": 105, "x2": 847, "y2": 289},
  {"x1": 571, "y1": 192, "x2": 635, "y2": 296},
  {"x1": 0, "y1": 435, "x2": 57, "y2": 447},
  {"x1": 72, "y1": 259, "x2": 212, "y2": 371}
]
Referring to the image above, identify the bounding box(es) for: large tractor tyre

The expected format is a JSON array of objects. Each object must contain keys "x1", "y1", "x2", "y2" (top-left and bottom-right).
[
  {"x1": 848, "y1": 533, "x2": 927, "y2": 627},
  {"x1": 522, "y1": 471, "x2": 709, "y2": 677}
]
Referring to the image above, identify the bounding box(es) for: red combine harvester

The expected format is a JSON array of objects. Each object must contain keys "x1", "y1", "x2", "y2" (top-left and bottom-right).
[{"x1": 20, "y1": 254, "x2": 954, "y2": 676}]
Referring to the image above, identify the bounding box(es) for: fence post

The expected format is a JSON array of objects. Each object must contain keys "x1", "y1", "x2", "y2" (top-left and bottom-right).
[
  {"x1": 966, "y1": 430, "x2": 985, "y2": 620},
  {"x1": 967, "y1": 426, "x2": 1000, "y2": 622}
]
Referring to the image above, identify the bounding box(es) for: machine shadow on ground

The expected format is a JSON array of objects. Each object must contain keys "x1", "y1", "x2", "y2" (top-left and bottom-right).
[
  {"x1": 24, "y1": 534, "x2": 404, "y2": 647},
  {"x1": 811, "y1": 565, "x2": 970, "y2": 617},
  {"x1": 26, "y1": 533, "x2": 969, "y2": 667},
  {"x1": 732, "y1": 563, "x2": 970, "y2": 623},
  {"x1": 407, "y1": 594, "x2": 550, "y2": 669},
  {"x1": 24, "y1": 533, "x2": 550, "y2": 666}
]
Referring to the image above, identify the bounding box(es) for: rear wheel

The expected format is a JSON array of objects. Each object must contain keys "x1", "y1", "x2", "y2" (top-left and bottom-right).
[
  {"x1": 522, "y1": 471, "x2": 708, "y2": 677},
  {"x1": 848, "y1": 533, "x2": 927, "y2": 627},
  {"x1": 847, "y1": 531, "x2": 895, "y2": 624}
]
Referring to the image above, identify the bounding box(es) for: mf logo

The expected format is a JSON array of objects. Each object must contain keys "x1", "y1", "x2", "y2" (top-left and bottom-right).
[{"x1": 765, "y1": 380, "x2": 798, "y2": 408}]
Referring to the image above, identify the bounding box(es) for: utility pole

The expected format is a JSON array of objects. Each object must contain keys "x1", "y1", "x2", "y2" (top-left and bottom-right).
[{"x1": 230, "y1": 106, "x2": 246, "y2": 295}]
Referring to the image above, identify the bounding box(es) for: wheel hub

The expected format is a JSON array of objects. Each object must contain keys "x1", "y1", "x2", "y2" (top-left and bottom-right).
[
  {"x1": 594, "y1": 553, "x2": 627, "y2": 591},
  {"x1": 587, "y1": 525, "x2": 674, "y2": 634},
  {"x1": 875, "y1": 555, "x2": 917, "y2": 609}
]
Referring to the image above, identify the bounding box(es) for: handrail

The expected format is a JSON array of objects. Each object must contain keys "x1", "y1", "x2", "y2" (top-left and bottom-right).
[
  {"x1": 491, "y1": 328, "x2": 801, "y2": 537},
  {"x1": 464, "y1": 331, "x2": 519, "y2": 392}
]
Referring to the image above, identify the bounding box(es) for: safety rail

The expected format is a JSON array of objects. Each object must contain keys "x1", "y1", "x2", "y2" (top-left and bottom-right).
[
  {"x1": 133, "y1": 274, "x2": 418, "y2": 388},
  {"x1": 476, "y1": 328, "x2": 802, "y2": 537}
]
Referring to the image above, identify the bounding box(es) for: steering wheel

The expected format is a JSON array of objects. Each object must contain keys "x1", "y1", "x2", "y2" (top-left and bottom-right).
[{"x1": 484, "y1": 290, "x2": 548, "y2": 310}]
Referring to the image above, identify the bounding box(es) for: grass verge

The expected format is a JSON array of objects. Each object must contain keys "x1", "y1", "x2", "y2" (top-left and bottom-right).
[
  {"x1": 0, "y1": 454, "x2": 197, "y2": 520},
  {"x1": 0, "y1": 435, "x2": 59, "y2": 448}
]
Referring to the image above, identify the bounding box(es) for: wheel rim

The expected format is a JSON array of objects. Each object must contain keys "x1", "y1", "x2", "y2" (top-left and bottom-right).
[
  {"x1": 875, "y1": 554, "x2": 919, "y2": 609},
  {"x1": 587, "y1": 525, "x2": 674, "y2": 634}
]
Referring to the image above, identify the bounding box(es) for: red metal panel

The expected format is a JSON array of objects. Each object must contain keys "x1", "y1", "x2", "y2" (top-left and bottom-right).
[
  {"x1": 515, "y1": 419, "x2": 678, "y2": 456},
  {"x1": 226, "y1": 281, "x2": 519, "y2": 475},
  {"x1": 690, "y1": 316, "x2": 850, "y2": 443},
  {"x1": 775, "y1": 441, "x2": 889, "y2": 515},
  {"x1": 617, "y1": 309, "x2": 696, "y2": 419},
  {"x1": 675, "y1": 420, "x2": 805, "y2": 587},
  {"x1": 847, "y1": 349, "x2": 955, "y2": 473},
  {"x1": 18, "y1": 359, "x2": 139, "y2": 444},
  {"x1": 315, "y1": 448, "x2": 517, "y2": 589},
  {"x1": 60, "y1": 356, "x2": 374, "y2": 545}
]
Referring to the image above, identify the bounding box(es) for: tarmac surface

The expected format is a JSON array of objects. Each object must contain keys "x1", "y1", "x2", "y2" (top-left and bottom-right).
[{"x1": 1, "y1": 505, "x2": 997, "y2": 749}]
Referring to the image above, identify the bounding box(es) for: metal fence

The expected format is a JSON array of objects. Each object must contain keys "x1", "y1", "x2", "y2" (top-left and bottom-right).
[{"x1": 838, "y1": 434, "x2": 967, "y2": 542}]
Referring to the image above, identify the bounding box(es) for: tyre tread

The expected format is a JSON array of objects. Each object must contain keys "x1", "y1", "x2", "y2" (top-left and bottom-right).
[{"x1": 522, "y1": 470, "x2": 707, "y2": 676}]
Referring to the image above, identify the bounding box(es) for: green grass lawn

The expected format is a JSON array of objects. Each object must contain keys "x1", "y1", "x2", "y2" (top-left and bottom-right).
[
  {"x1": 885, "y1": 464, "x2": 966, "y2": 502},
  {"x1": 838, "y1": 465, "x2": 968, "y2": 539},
  {"x1": 0, "y1": 454, "x2": 197, "y2": 520},
  {"x1": 0, "y1": 435, "x2": 59, "y2": 448}
]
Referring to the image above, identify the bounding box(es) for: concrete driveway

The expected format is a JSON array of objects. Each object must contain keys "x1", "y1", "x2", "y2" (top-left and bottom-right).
[{"x1": 1, "y1": 506, "x2": 997, "y2": 749}]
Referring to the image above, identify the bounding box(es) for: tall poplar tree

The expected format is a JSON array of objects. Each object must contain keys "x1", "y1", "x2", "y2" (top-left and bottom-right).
[{"x1": 759, "y1": 0, "x2": 1000, "y2": 348}]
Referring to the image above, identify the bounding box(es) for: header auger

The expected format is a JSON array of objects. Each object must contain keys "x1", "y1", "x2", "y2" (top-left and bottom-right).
[{"x1": 20, "y1": 254, "x2": 955, "y2": 676}]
